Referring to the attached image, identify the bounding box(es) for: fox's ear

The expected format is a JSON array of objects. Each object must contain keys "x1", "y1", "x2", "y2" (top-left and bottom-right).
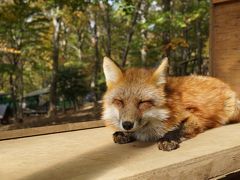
[
  {"x1": 103, "y1": 57, "x2": 123, "y2": 87},
  {"x1": 152, "y1": 57, "x2": 169, "y2": 85}
]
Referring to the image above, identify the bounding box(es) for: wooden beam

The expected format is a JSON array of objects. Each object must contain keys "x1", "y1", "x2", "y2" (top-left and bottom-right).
[
  {"x1": 210, "y1": 0, "x2": 240, "y2": 95},
  {"x1": 212, "y1": 0, "x2": 236, "y2": 4},
  {"x1": 126, "y1": 146, "x2": 240, "y2": 179},
  {"x1": 209, "y1": 3, "x2": 214, "y2": 76},
  {"x1": 1, "y1": 124, "x2": 240, "y2": 179},
  {"x1": 0, "y1": 120, "x2": 105, "y2": 140}
]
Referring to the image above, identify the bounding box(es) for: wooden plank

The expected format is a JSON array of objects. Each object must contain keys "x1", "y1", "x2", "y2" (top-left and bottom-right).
[
  {"x1": 209, "y1": 3, "x2": 214, "y2": 75},
  {"x1": 212, "y1": 0, "x2": 235, "y2": 4},
  {"x1": 0, "y1": 120, "x2": 105, "y2": 140},
  {"x1": 125, "y1": 146, "x2": 240, "y2": 180},
  {"x1": 210, "y1": 0, "x2": 240, "y2": 95},
  {"x1": 1, "y1": 124, "x2": 240, "y2": 179},
  {"x1": 211, "y1": 169, "x2": 240, "y2": 180}
]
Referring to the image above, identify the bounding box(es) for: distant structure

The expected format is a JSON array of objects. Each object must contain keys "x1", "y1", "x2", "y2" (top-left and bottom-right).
[
  {"x1": 210, "y1": 0, "x2": 240, "y2": 94},
  {"x1": 0, "y1": 93, "x2": 11, "y2": 124},
  {"x1": 23, "y1": 87, "x2": 50, "y2": 115}
]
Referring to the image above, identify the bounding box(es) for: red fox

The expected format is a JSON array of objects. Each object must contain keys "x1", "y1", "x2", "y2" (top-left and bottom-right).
[{"x1": 102, "y1": 57, "x2": 240, "y2": 151}]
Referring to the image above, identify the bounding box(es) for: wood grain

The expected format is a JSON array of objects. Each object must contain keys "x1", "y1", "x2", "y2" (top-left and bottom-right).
[
  {"x1": 210, "y1": 1, "x2": 240, "y2": 95},
  {"x1": 0, "y1": 120, "x2": 105, "y2": 140},
  {"x1": 212, "y1": 0, "x2": 235, "y2": 4}
]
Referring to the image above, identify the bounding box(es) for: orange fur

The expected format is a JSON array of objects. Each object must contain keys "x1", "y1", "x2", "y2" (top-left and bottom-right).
[
  {"x1": 102, "y1": 57, "x2": 240, "y2": 147},
  {"x1": 164, "y1": 76, "x2": 240, "y2": 138}
]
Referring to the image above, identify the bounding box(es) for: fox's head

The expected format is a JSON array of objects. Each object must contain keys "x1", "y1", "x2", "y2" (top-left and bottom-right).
[{"x1": 102, "y1": 57, "x2": 170, "y2": 132}]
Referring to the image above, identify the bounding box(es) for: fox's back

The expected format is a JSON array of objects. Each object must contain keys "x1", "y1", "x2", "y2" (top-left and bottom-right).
[{"x1": 166, "y1": 75, "x2": 240, "y2": 125}]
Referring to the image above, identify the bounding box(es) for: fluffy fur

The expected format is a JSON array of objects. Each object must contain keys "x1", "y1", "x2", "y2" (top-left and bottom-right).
[{"x1": 102, "y1": 57, "x2": 240, "y2": 151}]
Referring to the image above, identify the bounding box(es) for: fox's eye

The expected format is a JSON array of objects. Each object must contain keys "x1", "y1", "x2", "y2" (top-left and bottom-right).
[
  {"x1": 113, "y1": 99, "x2": 124, "y2": 107},
  {"x1": 138, "y1": 100, "x2": 153, "y2": 111}
]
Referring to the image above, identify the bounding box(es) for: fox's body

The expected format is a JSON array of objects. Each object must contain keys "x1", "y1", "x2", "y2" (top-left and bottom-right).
[{"x1": 102, "y1": 57, "x2": 240, "y2": 151}]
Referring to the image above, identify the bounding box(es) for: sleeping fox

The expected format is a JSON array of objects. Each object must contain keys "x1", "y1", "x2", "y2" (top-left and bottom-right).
[{"x1": 102, "y1": 57, "x2": 240, "y2": 151}]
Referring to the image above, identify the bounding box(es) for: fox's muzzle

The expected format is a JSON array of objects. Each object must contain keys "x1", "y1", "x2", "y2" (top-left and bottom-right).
[{"x1": 122, "y1": 121, "x2": 134, "y2": 130}]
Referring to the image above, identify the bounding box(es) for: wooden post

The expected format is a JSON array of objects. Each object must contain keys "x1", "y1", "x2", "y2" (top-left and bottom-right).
[{"x1": 210, "y1": 0, "x2": 240, "y2": 95}]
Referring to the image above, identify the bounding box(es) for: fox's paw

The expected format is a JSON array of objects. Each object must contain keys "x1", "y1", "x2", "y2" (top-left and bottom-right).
[
  {"x1": 113, "y1": 131, "x2": 135, "y2": 144},
  {"x1": 157, "y1": 139, "x2": 179, "y2": 151}
]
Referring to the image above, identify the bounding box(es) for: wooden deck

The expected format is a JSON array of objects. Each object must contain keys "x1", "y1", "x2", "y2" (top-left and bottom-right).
[{"x1": 0, "y1": 124, "x2": 240, "y2": 179}]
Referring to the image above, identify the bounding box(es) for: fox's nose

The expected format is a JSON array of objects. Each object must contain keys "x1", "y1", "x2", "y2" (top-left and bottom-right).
[{"x1": 122, "y1": 121, "x2": 134, "y2": 130}]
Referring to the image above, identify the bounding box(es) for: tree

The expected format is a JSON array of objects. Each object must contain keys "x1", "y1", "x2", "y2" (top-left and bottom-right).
[
  {"x1": 0, "y1": 0, "x2": 49, "y2": 119},
  {"x1": 0, "y1": 0, "x2": 210, "y2": 122},
  {"x1": 121, "y1": 0, "x2": 143, "y2": 67},
  {"x1": 49, "y1": 6, "x2": 61, "y2": 117},
  {"x1": 58, "y1": 66, "x2": 89, "y2": 111}
]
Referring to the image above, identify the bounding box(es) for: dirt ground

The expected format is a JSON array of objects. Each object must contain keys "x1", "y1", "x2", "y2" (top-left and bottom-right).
[{"x1": 0, "y1": 103, "x2": 102, "y2": 131}]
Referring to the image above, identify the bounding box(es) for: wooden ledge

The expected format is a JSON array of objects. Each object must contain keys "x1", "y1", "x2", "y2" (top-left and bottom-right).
[
  {"x1": 0, "y1": 124, "x2": 240, "y2": 179},
  {"x1": 212, "y1": 0, "x2": 236, "y2": 4},
  {"x1": 0, "y1": 120, "x2": 104, "y2": 140}
]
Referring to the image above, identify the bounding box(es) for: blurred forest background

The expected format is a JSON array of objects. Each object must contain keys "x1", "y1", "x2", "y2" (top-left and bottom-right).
[{"x1": 0, "y1": 0, "x2": 210, "y2": 129}]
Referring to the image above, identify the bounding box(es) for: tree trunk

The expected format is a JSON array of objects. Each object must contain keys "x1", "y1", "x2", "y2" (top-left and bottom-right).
[
  {"x1": 105, "y1": 6, "x2": 111, "y2": 58},
  {"x1": 140, "y1": 1, "x2": 150, "y2": 66},
  {"x1": 18, "y1": 58, "x2": 24, "y2": 120},
  {"x1": 89, "y1": 9, "x2": 100, "y2": 108},
  {"x1": 48, "y1": 15, "x2": 61, "y2": 117},
  {"x1": 9, "y1": 73, "x2": 17, "y2": 120},
  {"x1": 11, "y1": 55, "x2": 23, "y2": 121},
  {"x1": 182, "y1": 19, "x2": 189, "y2": 75},
  {"x1": 121, "y1": 0, "x2": 143, "y2": 67},
  {"x1": 162, "y1": 0, "x2": 171, "y2": 58},
  {"x1": 62, "y1": 22, "x2": 68, "y2": 63},
  {"x1": 195, "y1": 0, "x2": 202, "y2": 74},
  {"x1": 100, "y1": 1, "x2": 112, "y2": 57},
  {"x1": 62, "y1": 97, "x2": 66, "y2": 113},
  {"x1": 77, "y1": 29, "x2": 84, "y2": 61}
]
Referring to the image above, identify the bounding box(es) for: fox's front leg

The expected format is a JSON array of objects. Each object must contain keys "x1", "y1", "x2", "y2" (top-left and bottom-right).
[
  {"x1": 157, "y1": 125, "x2": 182, "y2": 151},
  {"x1": 157, "y1": 115, "x2": 204, "y2": 151},
  {"x1": 113, "y1": 131, "x2": 136, "y2": 144},
  {"x1": 158, "y1": 138, "x2": 180, "y2": 151}
]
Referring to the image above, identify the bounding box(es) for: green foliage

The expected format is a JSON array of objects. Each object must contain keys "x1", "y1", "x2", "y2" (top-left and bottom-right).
[
  {"x1": 57, "y1": 66, "x2": 89, "y2": 102},
  {"x1": 0, "y1": 0, "x2": 210, "y2": 109},
  {"x1": 0, "y1": 64, "x2": 16, "y2": 74}
]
